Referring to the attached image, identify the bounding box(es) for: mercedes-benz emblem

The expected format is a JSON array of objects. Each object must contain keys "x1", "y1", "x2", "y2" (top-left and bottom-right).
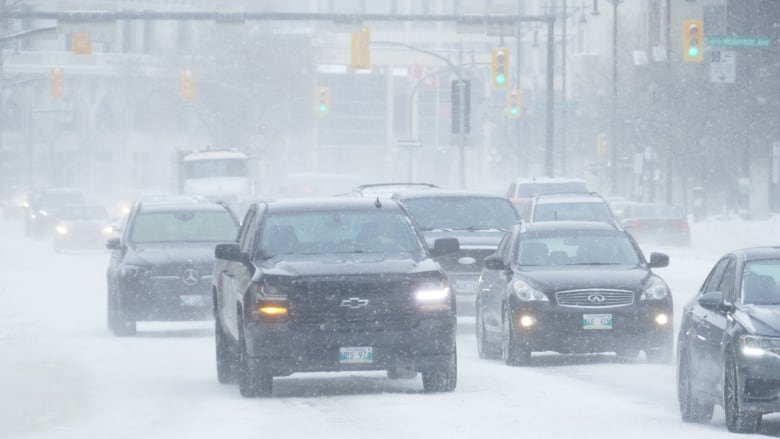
[
  {"x1": 340, "y1": 297, "x2": 369, "y2": 309},
  {"x1": 181, "y1": 268, "x2": 200, "y2": 287},
  {"x1": 587, "y1": 294, "x2": 606, "y2": 303}
]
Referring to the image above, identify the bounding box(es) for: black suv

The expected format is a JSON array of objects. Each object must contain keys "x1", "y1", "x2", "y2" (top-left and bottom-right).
[
  {"x1": 476, "y1": 221, "x2": 673, "y2": 365},
  {"x1": 392, "y1": 190, "x2": 520, "y2": 315},
  {"x1": 212, "y1": 197, "x2": 460, "y2": 397},
  {"x1": 106, "y1": 197, "x2": 240, "y2": 336},
  {"x1": 677, "y1": 247, "x2": 780, "y2": 433}
]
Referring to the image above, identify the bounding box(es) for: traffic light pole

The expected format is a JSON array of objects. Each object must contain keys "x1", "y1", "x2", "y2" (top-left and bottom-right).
[{"x1": 609, "y1": 0, "x2": 624, "y2": 195}]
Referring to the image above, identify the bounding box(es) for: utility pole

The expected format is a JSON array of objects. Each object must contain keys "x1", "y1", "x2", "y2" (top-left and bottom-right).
[
  {"x1": 561, "y1": 0, "x2": 568, "y2": 175},
  {"x1": 609, "y1": 0, "x2": 624, "y2": 195}
]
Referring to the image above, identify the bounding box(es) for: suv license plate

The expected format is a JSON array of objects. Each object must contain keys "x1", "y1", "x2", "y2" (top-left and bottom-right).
[
  {"x1": 339, "y1": 347, "x2": 374, "y2": 364},
  {"x1": 583, "y1": 314, "x2": 613, "y2": 330},
  {"x1": 180, "y1": 295, "x2": 206, "y2": 307}
]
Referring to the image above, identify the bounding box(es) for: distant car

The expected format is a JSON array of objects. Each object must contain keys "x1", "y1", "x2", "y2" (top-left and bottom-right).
[
  {"x1": 105, "y1": 197, "x2": 240, "y2": 336},
  {"x1": 620, "y1": 202, "x2": 690, "y2": 246},
  {"x1": 677, "y1": 247, "x2": 780, "y2": 433},
  {"x1": 52, "y1": 204, "x2": 113, "y2": 251},
  {"x1": 212, "y1": 198, "x2": 460, "y2": 397},
  {"x1": 392, "y1": 190, "x2": 520, "y2": 315},
  {"x1": 25, "y1": 188, "x2": 87, "y2": 238},
  {"x1": 520, "y1": 192, "x2": 617, "y2": 224},
  {"x1": 1, "y1": 190, "x2": 30, "y2": 220},
  {"x1": 505, "y1": 177, "x2": 589, "y2": 212},
  {"x1": 476, "y1": 221, "x2": 673, "y2": 365},
  {"x1": 350, "y1": 182, "x2": 439, "y2": 198}
]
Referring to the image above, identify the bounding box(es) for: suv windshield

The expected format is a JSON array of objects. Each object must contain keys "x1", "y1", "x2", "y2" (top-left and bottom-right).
[
  {"x1": 401, "y1": 197, "x2": 517, "y2": 231},
  {"x1": 516, "y1": 230, "x2": 641, "y2": 266},
  {"x1": 258, "y1": 211, "x2": 422, "y2": 258},
  {"x1": 129, "y1": 210, "x2": 238, "y2": 243}
]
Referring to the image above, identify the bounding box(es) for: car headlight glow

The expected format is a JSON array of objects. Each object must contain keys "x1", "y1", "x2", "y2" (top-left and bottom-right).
[
  {"x1": 56, "y1": 225, "x2": 68, "y2": 235},
  {"x1": 102, "y1": 226, "x2": 114, "y2": 235},
  {"x1": 740, "y1": 335, "x2": 780, "y2": 358},
  {"x1": 641, "y1": 277, "x2": 669, "y2": 300},
  {"x1": 654, "y1": 313, "x2": 669, "y2": 326},
  {"x1": 414, "y1": 281, "x2": 451, "y2": 311},
  {"x1": 512, "y1": 280, "x2": 549, "y2": 302},
  {"x1": 38, "y1": 210, "x2": 49, "y2": 217}
]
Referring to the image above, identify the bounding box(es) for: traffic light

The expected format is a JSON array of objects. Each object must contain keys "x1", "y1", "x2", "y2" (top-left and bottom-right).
[
  {"x1": 50, "y1": 68, "x2": 64, "y2": 98},
  {"x1": 507, "y1": 89, "x2": 522, "y2": 118},
  {"x1": 491, "y1": 48, "x2": 510, "y2": 88},
  {"x1": 316, "y1": 86, "x2": 331, "y2": 115},
  {"x1": 683, "y1": 19, "x2": 704, "y2": 62},
  {"x1": 350, "y1": 27, "x2": 371, "y2": 70},
  {"x1": 180, "y1": 70, "x2": 196, "y2": 101},
  {"x1": 71, "y1": 32, "x2": 93, "y2": 55}
]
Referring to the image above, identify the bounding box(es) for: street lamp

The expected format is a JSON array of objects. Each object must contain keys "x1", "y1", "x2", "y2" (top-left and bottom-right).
[{"x1": 593, "y1": 0, "x2": 622, "y2": 194}]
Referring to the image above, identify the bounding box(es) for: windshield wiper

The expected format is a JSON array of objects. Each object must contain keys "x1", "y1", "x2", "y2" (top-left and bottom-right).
[
  {"x1": 454, "y1": 226, "x2": 506, "y2": 232},
  {"x1": 419, "y1": 227, "x2": 453, "y2": 232},
  {"x1": 568, "y1": 262, "x2": 623, "y2": 266}
]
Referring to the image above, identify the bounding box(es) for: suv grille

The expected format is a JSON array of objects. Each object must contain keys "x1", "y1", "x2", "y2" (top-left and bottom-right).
[{"x1": 555, "y1": 289, "x2": 634, "y2": 308}]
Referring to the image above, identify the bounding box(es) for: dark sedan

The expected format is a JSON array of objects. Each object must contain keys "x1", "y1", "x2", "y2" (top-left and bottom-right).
[
  {"x1": 53, "y1": 204, "x2": 113, "y2": 251},
  {"x1": 677, "y1": 247, "x2": 780, "y2": 433},
  {"x1": 25, "y1": 187, "x2": 86, "y2": 238},
  {"x1": 476, "y1": 221, "x2": 673, "y2": 365},
  {"x1": 619, "y1": 202, "x2": 690, "y2": 246},
  {"x1": 106, "y1": 197, "x2": 239, "y2": 336}
]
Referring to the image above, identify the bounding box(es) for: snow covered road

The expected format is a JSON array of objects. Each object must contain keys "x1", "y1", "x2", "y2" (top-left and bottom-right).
[{"x1": 3, "y1": 216, "x2": 780, "y2": 438}]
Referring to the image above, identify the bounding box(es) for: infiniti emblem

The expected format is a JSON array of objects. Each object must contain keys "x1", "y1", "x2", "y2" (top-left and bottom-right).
[
  {"x1": 340, "y1": 297, "x2": 369, "y2": 309},
  {"x1": 181, "y1": 268, "x2": 200, "y2": 287},
  {"x1": 587, "y1": 294, "x2": 606, "y2": 303}
]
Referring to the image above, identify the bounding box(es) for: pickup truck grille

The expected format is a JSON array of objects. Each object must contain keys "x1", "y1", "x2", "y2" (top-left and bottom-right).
[{"x1": 281, "y1": 276, "x2": 417, "y2": 332}]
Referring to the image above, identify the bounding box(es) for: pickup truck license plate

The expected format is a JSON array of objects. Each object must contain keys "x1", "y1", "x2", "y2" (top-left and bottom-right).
[
  {"x1": 583, "y1": 313, "x2": 613, "y2": 330},
  {"x1": 339, "y1": 347, "x2": 374, "y2": 364}
]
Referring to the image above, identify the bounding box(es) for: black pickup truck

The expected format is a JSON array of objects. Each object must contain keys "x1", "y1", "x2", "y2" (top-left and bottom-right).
[{"x1": 212, "y1": 197, "x2": 460, "y2": 397}]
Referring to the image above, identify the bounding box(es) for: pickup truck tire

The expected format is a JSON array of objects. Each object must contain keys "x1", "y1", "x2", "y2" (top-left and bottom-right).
[
  {"x1": 215, "y1": 313, "x2": 238, "y2": 384},
  {"x1": 422, "y1": 351, "x2": 457, "y2": 392},
  {"x1": 237, "y1": 317, "x2": 272, "y2": 397}
]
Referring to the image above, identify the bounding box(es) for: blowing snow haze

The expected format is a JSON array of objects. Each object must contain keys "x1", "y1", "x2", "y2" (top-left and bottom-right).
[{"x1": 1, "y1": 1, "x2": 779, "y2": 438}]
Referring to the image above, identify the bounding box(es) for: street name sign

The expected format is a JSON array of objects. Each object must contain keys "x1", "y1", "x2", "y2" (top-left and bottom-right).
[{"x1": 707, "y1": 36, "x2": 772, "y2": 48}]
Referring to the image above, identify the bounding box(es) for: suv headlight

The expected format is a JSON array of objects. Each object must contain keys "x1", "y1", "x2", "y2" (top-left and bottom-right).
[
  {"x1": 120, "y1": 264, "x2": 147, "y2": 279},
  {"x1": 512, "y1": 280, "x2": 549, "y2": 302},
  {"x1": 641, "y1": 277, "x2": 669, "y2": 300},
  {"x1": 415, "y1": 280, "x2": 451, "y2": 311},
  {"x1": 740, "y1": 335, "x2": 780, "y2": 357}
]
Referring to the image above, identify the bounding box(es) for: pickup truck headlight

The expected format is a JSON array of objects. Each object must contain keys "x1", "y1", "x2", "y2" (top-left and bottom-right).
[
  {"x1": 56, "y1": 225, "x2": 68, "y2": 235},
  {"x1": 512, "y1": 280, "x2": 549, "y2": 302},
  {"x1": 740, "y1": 335, "x2": 780, "y2": 357},
  {"x1": 248, "y1": 281, "x2": 289, "y2": 319},
  {"x1": 641, "y1": 277, "x2": 669, "y2": 300},
  {"x1": 414, "y1": 281, "x2": 451, "y2": 311}
]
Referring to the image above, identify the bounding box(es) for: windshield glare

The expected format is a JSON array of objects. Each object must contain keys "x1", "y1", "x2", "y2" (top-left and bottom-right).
[
  {"x1": 516, "y1": 231, "x2": 641, "y2": 266},
  {"x1": 258, "y1": 211, "x2": 422, "y2": 258},
  {"x1": 129, "y1": 210, "x2": 238, "y2": 243},
  {"x1": 742, "y1": 260, "x2": 780, "y2": 305},
  {"x1": 402, "y1": 197, "x2": 518, "y2": 230},
  {"x1": 183, "y1": 158, "x2": 248, "y2": 179}
]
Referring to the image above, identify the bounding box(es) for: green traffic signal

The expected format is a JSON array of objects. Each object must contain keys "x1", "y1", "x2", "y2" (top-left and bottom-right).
[
  {"x1": 496, "y1": 74, "x2": 506, "y2": 85},
  {"x1": 510, "y1": 107, "x2": 518, "y2": 115},
  {"x1": 319, "y1": 104, "x2": 327, "y2": 112},
  {"x1": 688, "y1": 46, "x2": 699, "y2": 57}
]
